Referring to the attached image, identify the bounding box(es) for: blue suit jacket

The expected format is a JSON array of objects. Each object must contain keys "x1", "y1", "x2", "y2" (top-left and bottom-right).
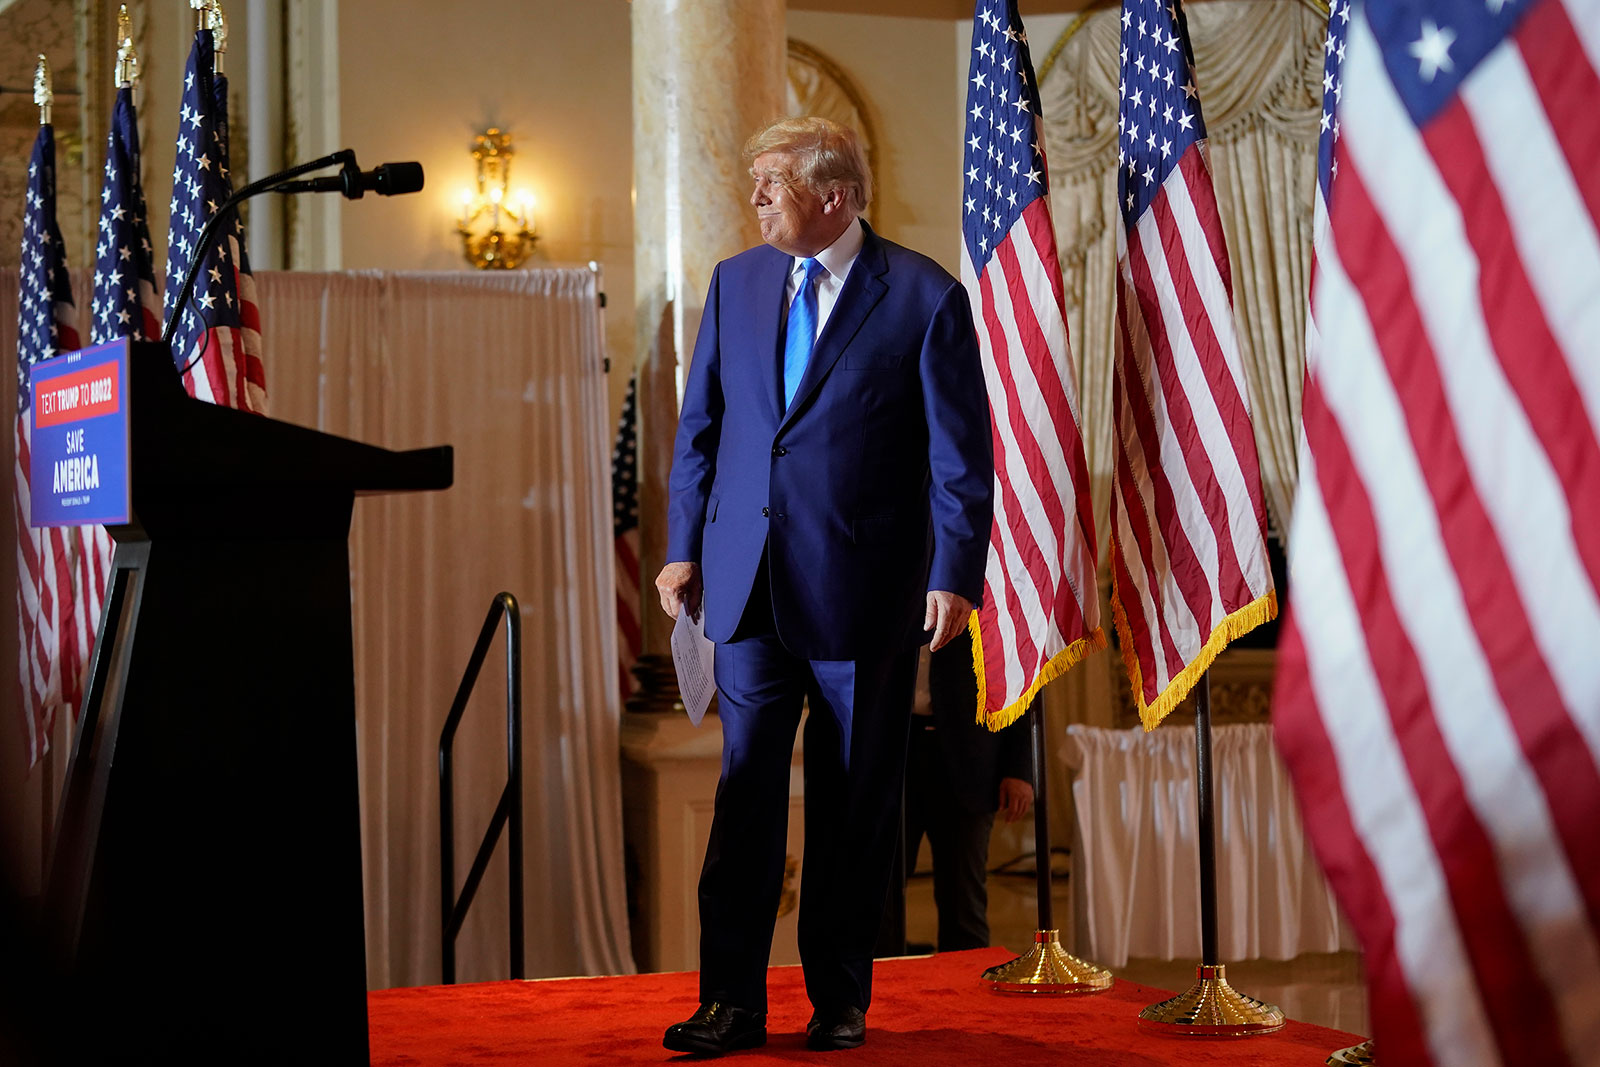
[{"x1": 666, "y1": 222, "x2": 993, "y2": 660}]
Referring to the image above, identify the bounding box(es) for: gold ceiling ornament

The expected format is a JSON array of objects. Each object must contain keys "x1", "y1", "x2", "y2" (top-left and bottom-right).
[
  {"x1": 207, "y1": 0, "x2": 228, "y2": 74},
  {"x1": 34, "y1": 54, "x2": 51, "y2": 125},
  {"x1": 115, "y1": 6, "x2": 140, "y2": 89},
  {"x1": 456, "y1": 128, "x2": 539, "y2": 270}
]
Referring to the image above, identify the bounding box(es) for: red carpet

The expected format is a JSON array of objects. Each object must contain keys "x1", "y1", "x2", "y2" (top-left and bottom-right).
[{"x1": 368, "y1": 949, "x2": 1364, "y2": 1065}]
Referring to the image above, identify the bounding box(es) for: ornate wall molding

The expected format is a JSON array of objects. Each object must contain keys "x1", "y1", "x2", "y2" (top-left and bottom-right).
[{"x1": 786, "y1": 37, "x2": 878, "y2": 189}]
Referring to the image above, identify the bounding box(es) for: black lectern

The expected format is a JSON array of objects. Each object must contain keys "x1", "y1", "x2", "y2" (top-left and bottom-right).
[{"x1": 45, "y1": 341, "x2": 451, "y2": 1064}]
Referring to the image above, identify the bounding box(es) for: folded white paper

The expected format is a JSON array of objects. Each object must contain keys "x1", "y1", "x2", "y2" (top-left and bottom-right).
[{"x1": 670, "y1": 603, "x2": 716, "y2": 726}]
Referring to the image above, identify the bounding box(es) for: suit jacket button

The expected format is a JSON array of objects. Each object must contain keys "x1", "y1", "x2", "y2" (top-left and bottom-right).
[
  {"x1": 772, "y1": 445, "x2": 787, "y2": 457},
  {"x1": 762, "y1": 506, "x2": 770, "y2": 517}
]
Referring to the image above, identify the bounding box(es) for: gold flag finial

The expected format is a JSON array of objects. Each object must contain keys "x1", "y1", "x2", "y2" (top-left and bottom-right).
[
  {"x1": 207, "y1": 0, "x2": 228, "y2": 74},
  {"x1": 34, "y1": 55, "x2": 52, "y2": 125},
  {"x1": 115, "y1": 6, "x2": 140, "y2": 89},
  {"x1": 190, "y1": 0, "x2": 207, "y2": 31}
]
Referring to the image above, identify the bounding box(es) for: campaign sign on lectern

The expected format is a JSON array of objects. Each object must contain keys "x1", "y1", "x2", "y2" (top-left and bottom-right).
[{"x1": 29, "y1": 337, "x2": 131, "y2": 527}]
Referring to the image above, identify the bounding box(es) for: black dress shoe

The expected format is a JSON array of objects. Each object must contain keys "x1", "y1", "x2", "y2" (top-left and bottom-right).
[
  {"x1": 663, "y1": 1002, "x2": 768, "y2": 1056},
  {"x1": 805, "y1": 1005, "x2": 866, "y2": 1051}
]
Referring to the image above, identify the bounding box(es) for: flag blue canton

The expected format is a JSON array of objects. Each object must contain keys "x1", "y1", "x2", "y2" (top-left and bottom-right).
[
  {"x1": 1368, "y1": 0, "x2": 1535, "y2": 125},
  {"x1": 612, "y1": 376, "x2": 639, "y2": 540},
  {"x1": 163, "y1": 29, "x2": 243, "y2": 365},
  {"x1": 1117, "y1": 0, "x2": 1207, "y2": 230},
  {"x1": 1317, "y1": 1, "x2": 1353, "y2": 202},
  {"x1": 93, "y1": 88, "x2": 160, "y2": 345},
  {"x1": 214, "y1": 72, "x2": 254, "y2": 280},
  {"x1": 17, "y1": 127, "x2": 75, "y2": 413},
  {"x1": 961, "y1": 0, "x2": 1049, "y2": 269}
]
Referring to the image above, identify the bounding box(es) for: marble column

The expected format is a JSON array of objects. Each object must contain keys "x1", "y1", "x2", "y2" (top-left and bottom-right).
[{"x1": 630, "y1": 0, "x2": 786, "y2": 661}]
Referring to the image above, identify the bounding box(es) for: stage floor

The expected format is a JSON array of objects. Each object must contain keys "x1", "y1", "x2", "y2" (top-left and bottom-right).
[{"x1": 368, "y1": 948, "x2": 1365, "y2": 1065}]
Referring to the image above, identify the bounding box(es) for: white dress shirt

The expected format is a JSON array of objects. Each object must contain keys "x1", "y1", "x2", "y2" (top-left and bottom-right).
[{"x1": 783, "y1": 217, "x2": 864, "y2": 345}]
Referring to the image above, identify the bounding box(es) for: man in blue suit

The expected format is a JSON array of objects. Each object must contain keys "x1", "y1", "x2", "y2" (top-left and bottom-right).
[{"x1": 656, "y1": 117, "x2": 993, "y2": 1055}]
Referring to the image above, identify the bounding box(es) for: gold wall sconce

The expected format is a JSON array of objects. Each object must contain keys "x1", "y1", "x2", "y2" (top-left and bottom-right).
[{"x1": 457, "y1": 128, "x2": 538, "y2": 269}]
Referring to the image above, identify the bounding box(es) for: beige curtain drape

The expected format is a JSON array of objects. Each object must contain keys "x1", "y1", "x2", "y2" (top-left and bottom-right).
[
  {"x1": 1038, "y1": 0, "x2": 1324, "y2": 539},
  {"x1": 1, "y1": 268, "x2": 635, "y2": 988}
]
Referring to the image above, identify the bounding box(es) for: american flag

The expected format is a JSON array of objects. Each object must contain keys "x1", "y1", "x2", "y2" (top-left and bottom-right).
[
  {"x1": 14, "y1": 123, "x2": 82, "y2": 765},
  {"x1": 1273, "y1": 0, "x2": 1600, "y2": 1062},
  {"x1": 162, "y1": 28, "x2": 267, "y2": 413},
  {"x1": 612, "y1": 375, "x2": 641, "y2": 702},
  {"x1": 1108, "y1": 0, "x2": 1276, "y2": 729},
  {"x1": 57, "y1": 85, "x2": 162, "y2": 716},
  {"x1": 960, "y1": 0, "x2": 1104, "y2": 731}
]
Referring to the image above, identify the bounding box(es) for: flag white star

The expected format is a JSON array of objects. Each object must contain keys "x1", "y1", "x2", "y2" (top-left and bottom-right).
[{"x1": 1409, "y1": 19, "x2": 1456, "y2": 82}]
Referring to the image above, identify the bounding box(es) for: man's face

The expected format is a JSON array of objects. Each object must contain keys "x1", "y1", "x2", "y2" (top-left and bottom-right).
[{"x1": 749, "y1": 151, "x2": 836, "y2": 257}]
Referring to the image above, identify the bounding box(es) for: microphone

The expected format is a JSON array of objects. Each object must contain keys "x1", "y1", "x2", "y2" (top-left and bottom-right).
[
  {"x1": 162, "y1": 149, "x2": 425, "y2": 349},
  {"x1": 274, "y1": 160, "x2": 425, "y2": 199}
]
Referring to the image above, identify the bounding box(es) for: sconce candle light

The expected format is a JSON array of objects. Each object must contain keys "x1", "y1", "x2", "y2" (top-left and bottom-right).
[{"x1": 457, "y1": 128, "x2": 538, "y2": 269}]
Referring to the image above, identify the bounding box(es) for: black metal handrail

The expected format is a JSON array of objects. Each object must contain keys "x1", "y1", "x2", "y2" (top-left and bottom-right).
[{"x1": 438, "y1": 592, "x2": 523, "y2": 984}]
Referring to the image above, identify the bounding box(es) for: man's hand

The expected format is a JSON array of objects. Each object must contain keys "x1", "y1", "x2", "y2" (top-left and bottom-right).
[
  {"x1": 997, "y1": 776, "x2": 1033, "y2": 823},
  {"x1": 924, "y1": 590, "x2": 973, "y2": 652},
  {"x1": 655, "y1": 562, "x2": 702, "y2": 620}
]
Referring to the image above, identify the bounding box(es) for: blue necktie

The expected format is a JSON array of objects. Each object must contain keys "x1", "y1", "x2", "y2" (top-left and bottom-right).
[{"x1": 783, "y1": 258, "x2": 826, "y2": 411}]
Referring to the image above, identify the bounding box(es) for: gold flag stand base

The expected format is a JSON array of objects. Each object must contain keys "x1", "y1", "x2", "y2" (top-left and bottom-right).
[
  {"x1": 979, "y1": 930, "x2": 1113, "y2": 995},
  {"x1": 1136, "y1": 964, "x2": 1286, "y2": 1036},
  {"x1": 1327, "y1": 1040, "x2": 1376, "y2": 1065}
]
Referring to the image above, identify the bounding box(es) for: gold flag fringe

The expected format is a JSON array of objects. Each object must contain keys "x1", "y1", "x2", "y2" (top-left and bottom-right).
[
  {"x1": 1107, "y1": 555, "x2": 1278, "y2": 731},
  {"x1": 969, "y1": 610, "x2": 1107, "y2": 733}
]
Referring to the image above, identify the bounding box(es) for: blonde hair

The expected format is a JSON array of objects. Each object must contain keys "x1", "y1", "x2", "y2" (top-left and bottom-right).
[{"x1": 743, "y1": 116, "x2": 872, "y2": 214}]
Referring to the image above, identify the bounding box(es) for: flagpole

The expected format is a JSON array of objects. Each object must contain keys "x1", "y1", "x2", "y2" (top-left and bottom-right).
[
  {"x1": 1137, "y1": 671, "x2": 1286, "y2": 1035},
  {"x1": 979, "y1": 704, "x2": 1112, "y2": 995}
]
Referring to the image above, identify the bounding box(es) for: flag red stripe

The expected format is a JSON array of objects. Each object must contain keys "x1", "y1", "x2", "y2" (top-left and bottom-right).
[
  {"x1": 1005, "y1": 207, "x2": 1084, "y2": 487},
  {"x1": 1113, "y1": 268, "x2": 1214, "y2": 646},
  {"x1": 49, "y1": 529, "x2": 80, "y2": 710},
  {"x1": 985, "y1": 430, "x2": 1044, "y2": 678},
  {"x1": 1273, "y1": 618, "x2": 1437, "y2": 1067},
  {"x1": 1130, "y1": 208, "x2": 1250, "y2": 614},
  {"x1": 1021, "y1": 197, "x2": 1071, "y2": 331},
  {"x1": 976, "y1": 577, "x2": 1010, "y2": 708},
  {"x1": 615, "y1": 534, "x2": 640, "y2": 588},
  {"x1": 1173, "y1": 153, "x2": 1270, "y2": 541},
  {"x1": 1327, "y1": 166, "x2": 1585, "y2": 1055},
  {"x1": 977, "y1": 268, "x2": 1056, "y2": 669},
  {"x1": 988, "y1": 248, "x2": 1082, "y2": 642},
  {"x1": 1109, "y1": 529, "x2": 1163, "y2": 700},
  {"x1": 983, "y1": 517, "x2": 1037, "y2": 698},
  {"x1": 1355, "y1": 127, "x2": 1600, "y2": 939},
  {"x1": 615, "y1": 598, "x2": 641, "y2": 660},
  {"x1": 993, "y1": 241, "x2": 1072, "y2": 538},
  {"x1": 1023, "y1": 207, "x2": 1098, "y2": 556},
  {"x1": 1518, "y1": 1, "x2": 1600, "y2": 233},
  {"x1": 1181, "y1": 150, "x2": 1235, "y2": 298},
  {"x1": 997, "y1": 231, "x2": 1095, "y2": 648},
  {"x1": 1109, "y1": 331, "x2": 1186, "y2": 689},
  {"x1": 1301, "y1": 378, "x2": 1570, "y2": 1062}
]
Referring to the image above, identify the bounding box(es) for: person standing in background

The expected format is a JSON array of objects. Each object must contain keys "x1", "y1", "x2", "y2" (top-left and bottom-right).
[{"x1": 879, "y1": 628, "x2": 1033, "y2": 956}]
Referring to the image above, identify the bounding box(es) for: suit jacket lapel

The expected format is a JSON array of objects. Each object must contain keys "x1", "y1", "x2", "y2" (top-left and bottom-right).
[
  {"x1": 779, "y1": 223, "x2": 889, "y2": 433},
  {"x1": 744, "y1": 247, "x2": 790, "y2": 427}
]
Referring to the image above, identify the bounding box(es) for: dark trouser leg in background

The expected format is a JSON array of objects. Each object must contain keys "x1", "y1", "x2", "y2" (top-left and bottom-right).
[{"x1": 927, "y1": 804, "x2": 995, "y2": 951}]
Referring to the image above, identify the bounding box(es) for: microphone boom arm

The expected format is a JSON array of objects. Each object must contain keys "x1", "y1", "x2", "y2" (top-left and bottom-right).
[{"x1": 161, "y1": 149, "x2": 357, "y2": 349}]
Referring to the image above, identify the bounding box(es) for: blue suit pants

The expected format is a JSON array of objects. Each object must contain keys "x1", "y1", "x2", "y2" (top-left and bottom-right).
[{"x1": 697, "y1": 562, "x2": 917, "y2": 1014}]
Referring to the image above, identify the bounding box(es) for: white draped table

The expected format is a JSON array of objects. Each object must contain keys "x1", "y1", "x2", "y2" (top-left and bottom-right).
[{"x1": 1063, "y1": 723, "x2": 1354, "y2": 968}]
